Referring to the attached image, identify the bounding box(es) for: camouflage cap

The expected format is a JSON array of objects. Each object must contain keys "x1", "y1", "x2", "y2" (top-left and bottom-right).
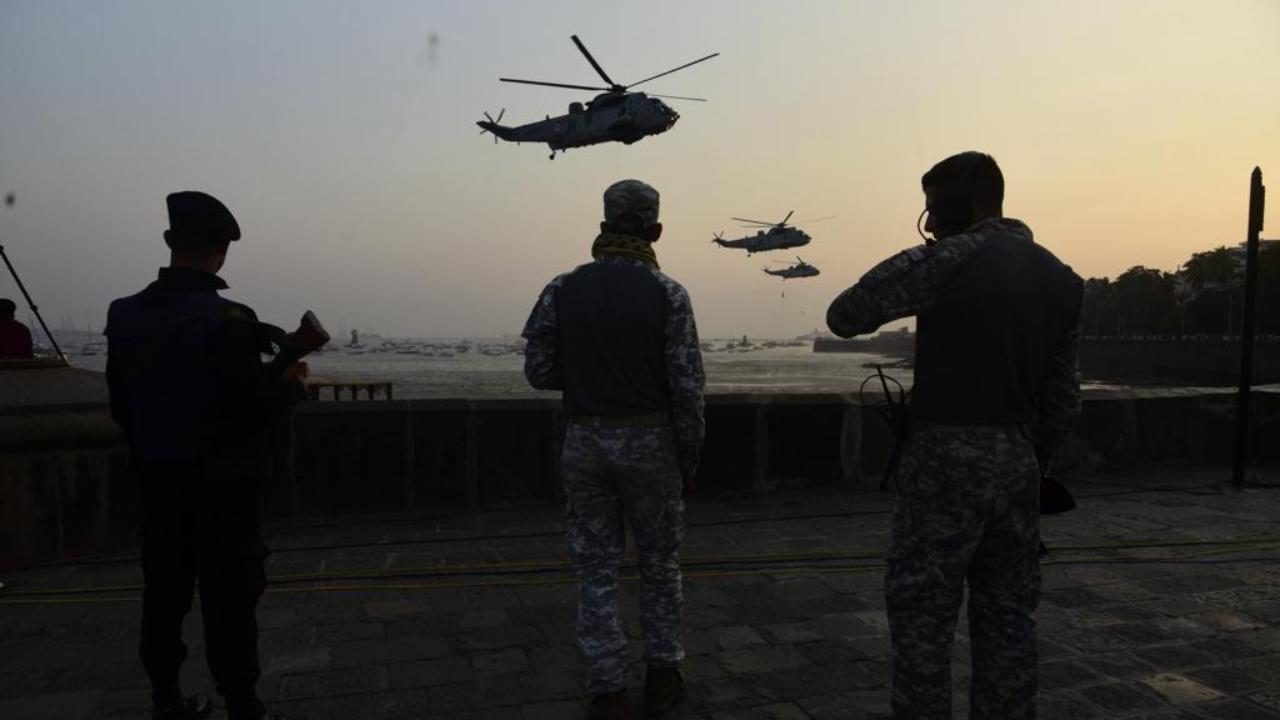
[{"x1": 603, "y1": 179, "x2": 660, "y2": 226}]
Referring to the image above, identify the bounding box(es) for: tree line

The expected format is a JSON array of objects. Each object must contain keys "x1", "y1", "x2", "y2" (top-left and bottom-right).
[{"x1": 1081, "y1": 242, "x2": 1280, "y2": 338}]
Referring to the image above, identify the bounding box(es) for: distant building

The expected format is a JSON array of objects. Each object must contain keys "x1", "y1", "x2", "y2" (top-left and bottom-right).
[
  {"x1": 1231, "y1": 238, "x2": 1279, "y2": 259},
  {"x1": 1215, "y1": 239, "x2": 1279, "y2": 276}
]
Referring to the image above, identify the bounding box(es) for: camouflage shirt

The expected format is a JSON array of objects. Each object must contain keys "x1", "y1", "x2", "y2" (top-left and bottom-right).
[
  {"x1": 826, "y1": 218, "x2": 1082, "y2": 461},
  {"x1": 523, "y1": 255, "x2": 706, "y2": 475}
]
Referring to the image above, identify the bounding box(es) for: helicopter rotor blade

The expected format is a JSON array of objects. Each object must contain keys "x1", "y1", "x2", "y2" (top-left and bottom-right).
[
  {"x1": 646, "y1": 93, "x2": 707, "y2": 102},
  {"x1": 627, "y1": 52, "x2": 720, "y2": 89},
  {"x1": 779, "y1": 210, "x2": 795, "y2": 226},
  {"x1": 571, "y1": 35, "x2": 617, "y2": 88},
  {"x1": 794, "y1": 215, "x2": 836, "y2": 225},
  {"x1": 731, "y1": 217, "x2": 776, "y2": 226},
  {"x1": 499, "y1": 78, "x2": 611, "y2": 92},
  {"x1": 480, "y1": 109, "x2": 506, "y2": 142}
]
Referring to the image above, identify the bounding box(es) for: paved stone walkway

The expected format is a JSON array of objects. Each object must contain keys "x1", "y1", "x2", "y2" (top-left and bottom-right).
[{"x1": 2, "y1": 466, "x2": 1280, "y2": 719}]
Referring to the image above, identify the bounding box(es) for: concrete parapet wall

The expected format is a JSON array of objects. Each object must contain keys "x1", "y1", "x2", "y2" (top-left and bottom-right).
[{"x1": 2, "y1": 388, "x2": 1278, "y2": 567}]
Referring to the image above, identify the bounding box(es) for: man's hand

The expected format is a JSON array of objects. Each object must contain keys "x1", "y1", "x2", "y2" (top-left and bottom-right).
[
  {"x1": 282, "y1": 361, "x2": 310, "y2": 382},
  {"x1": 681, "y1": 460, "x2": 698, "y2": 498}
]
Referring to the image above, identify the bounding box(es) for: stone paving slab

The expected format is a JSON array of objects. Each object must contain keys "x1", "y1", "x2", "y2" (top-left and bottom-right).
[{"x1": 1, "y1": 466, "x2": 1279, "y2": 719}]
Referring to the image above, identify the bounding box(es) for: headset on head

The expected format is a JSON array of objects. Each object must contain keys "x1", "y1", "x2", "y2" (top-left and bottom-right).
[{"x1": 916, "y1": 191, "x2": 975, "y2": 246}]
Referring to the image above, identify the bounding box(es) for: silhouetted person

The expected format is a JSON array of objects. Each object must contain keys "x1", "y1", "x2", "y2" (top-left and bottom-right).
[
  {"x1": 0, "y1": 298, "x2": 33, "y2": 358},
  {"x1": 106, "y1": 191, "x2": 318, "y2": 720},
  {"x1": 827, "y1": 153, "x2": 1083, "y2": 719}
]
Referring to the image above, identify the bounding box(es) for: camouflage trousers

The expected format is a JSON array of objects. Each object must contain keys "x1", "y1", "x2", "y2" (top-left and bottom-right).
[
  {"x1": 562, "y1": 424, "x2": 686, "y2": 695},
  {"x1": 886, "y1": 423, "x2": 1041, "y2": 720}
]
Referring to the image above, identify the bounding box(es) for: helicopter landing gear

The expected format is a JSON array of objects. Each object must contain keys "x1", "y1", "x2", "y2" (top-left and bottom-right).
[{"x1": 549, "y1": 151, "x2": 556, "y2": 160}]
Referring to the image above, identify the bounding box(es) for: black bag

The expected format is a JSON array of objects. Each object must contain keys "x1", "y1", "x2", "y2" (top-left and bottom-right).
[
  {"x1": 1038, "y1": 470, "x2": 1077, "y2": 558},
  {"x1": 1040, "y1": 472, "x2": 1077, "y2": 515}
]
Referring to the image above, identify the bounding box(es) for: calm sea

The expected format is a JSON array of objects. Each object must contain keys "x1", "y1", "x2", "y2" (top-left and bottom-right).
[{"x1": 56, "y1": 331, "x2": 903, "y2": 400}]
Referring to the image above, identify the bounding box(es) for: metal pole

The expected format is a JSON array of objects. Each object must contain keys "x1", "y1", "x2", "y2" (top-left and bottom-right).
[
  {"x1": 0, "y1": 242, "x2": 67, "y2": 363},
  {"x1": 1233, "y1": 167, "x2": 1265, "y2": 489}
]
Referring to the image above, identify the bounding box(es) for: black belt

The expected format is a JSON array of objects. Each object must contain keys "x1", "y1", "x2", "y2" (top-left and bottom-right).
[{"x1": 570, "y1": 412, "x2": 670, "y2": 428}]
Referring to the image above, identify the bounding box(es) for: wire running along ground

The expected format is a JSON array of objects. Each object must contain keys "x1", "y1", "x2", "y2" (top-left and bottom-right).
[
  {"x1": 22, "y1": 475, "x2": 1235, "y2": 572},
  {"x1": 4, "y1": 534, "x2": 1277, "y2": 605}
]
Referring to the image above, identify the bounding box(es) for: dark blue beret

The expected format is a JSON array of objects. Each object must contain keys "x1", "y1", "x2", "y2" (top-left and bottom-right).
[{"x1": 166, "y1": 191, "x2": 240, "y2": 243}]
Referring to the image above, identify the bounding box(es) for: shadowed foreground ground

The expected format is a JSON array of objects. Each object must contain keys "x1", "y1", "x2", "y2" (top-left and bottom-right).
[{"x1": 2, "y1": 466, "x2": 1279, "y2": 719}]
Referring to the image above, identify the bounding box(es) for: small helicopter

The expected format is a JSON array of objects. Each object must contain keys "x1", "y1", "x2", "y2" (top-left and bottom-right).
[
  {"x1": 763, "y1": 257, "x2": 820, "y2": 280},
  {"x1": 477, "y1": 35, "x2": 718, "y2": 160},
  {"x1": 711, "y1": 211, "x2": 833, "y2": 255}
]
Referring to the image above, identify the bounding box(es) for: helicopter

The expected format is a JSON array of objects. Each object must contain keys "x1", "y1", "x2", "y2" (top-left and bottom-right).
[
  {"x1": 711, "y1": 211, "x2": 833, "y2": 255},
  {"x1": 477, "y1": 35, "x2": 718, "y2": 160},
  {"x1": 763, "y1": 257, "x2": 820, "y2": 280}
]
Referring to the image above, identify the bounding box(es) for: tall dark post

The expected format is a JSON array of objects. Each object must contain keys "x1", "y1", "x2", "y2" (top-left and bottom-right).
[
  {"x1": 1233, "y1": 168, "x2": 1265, "y2": 489},
  {"x1": 1, "y1": 244, "x2": 67, "y2": 364},
  {"x1": 2, "y1": 193, "x2": 67, "y2": 364}
]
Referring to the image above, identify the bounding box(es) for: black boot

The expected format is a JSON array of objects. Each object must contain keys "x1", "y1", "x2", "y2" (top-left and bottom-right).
[
  {"x1": 588, "y1": 689, "x2": 630, "y2": 720},
  {"x1": 153, "y1": 693, "x2": 212, "y2": 720},
  {"x1": 643, "y1": 665, "x2": 685, "y2": 715}
]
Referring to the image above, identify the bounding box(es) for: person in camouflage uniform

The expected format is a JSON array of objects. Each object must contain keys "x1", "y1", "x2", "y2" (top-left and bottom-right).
[
  {"x1": 827, "y1": 152, "x2": 1083, "y2": 719},
  {"x1": 523, "y1": 179, "x2": 705, "y2": 719}
]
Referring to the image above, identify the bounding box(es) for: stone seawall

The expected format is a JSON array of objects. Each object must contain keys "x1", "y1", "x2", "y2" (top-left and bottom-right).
[
  {"x1": 1079, "y1": 338, "x2": 1280, "y2": 386},
  {"x1": 3, "y1": 385, "x2": 1279, "y2": 567}
]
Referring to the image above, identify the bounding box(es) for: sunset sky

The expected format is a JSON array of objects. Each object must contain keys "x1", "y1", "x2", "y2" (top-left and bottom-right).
[{"x1": 1, "y1": 0, "x2": 1277, "y2": 338}]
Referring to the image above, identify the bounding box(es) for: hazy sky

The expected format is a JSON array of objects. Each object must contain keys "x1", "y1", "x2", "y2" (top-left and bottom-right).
[{"x1": 1, "y1": 0, "x2": 1278, "y2": 338}]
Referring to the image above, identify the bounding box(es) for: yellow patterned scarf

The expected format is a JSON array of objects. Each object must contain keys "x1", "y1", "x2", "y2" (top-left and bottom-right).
[{"x1": 591, "y1": 233, "x2": 659, "y2": 269}]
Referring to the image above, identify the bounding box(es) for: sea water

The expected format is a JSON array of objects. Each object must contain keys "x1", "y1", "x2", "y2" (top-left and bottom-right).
[{"x1": 56, "y1": 331, "x2": 903, "y2": 400}]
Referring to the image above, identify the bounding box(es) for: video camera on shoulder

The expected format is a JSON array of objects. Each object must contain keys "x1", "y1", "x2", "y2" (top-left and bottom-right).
[
  {"x1": 257, "y1": 310, "x2": 330, "y2": 376},
  {"x1": 290, "y1": 311, "x2": 330, "y2": 355}
]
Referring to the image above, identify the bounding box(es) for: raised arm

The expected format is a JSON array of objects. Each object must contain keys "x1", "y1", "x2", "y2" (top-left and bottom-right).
[{"x1": 826, "y1": 234, "x2": 986, "y2": 338}]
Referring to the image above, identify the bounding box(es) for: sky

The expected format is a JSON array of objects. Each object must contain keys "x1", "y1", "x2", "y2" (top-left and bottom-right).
[{"x1": 1, "y1": 0, "x2": 1278, "y2": 338}]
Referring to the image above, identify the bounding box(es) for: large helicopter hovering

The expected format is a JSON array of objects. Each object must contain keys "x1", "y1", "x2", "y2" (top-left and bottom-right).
[
  {"x1": 763, "y1": 257, "x2": 820, "y2": 280},
  {"x1": 711, "y1": 211, "x2": 833, "y2": 255},
  {"x1": 477, "y1": 35, "x2": 718, "y2": 160}
]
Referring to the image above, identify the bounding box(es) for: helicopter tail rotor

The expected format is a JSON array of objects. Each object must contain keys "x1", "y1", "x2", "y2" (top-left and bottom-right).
[
  {"x1": 711, "y1": 231, "x2": 725, "y2": 246},
  {"x1": 477, "y1": 109, "x2": 508, "y2": 143}
]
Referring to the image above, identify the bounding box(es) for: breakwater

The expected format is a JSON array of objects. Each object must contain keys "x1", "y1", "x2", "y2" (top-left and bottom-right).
[{"x1": 3, "y1": 364, "x2": 1279, "y2": 567}]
